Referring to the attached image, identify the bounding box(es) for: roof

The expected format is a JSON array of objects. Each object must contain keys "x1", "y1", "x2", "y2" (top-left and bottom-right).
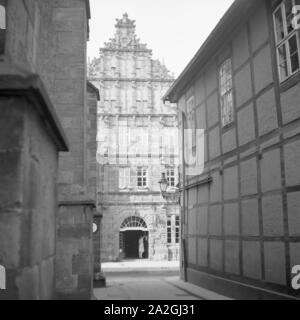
[
  {"x1": 0, "y1": 71, "x2": 69, "y2": 152},
  {"x1": 87, "y1": 81, "x2": 100, "y2": 100},
  {"x1": 163, "y1": 0, "x2": 261, "y2": 103},
  {"x1": 85, "y1": 0, "x2": 91, "y2": 20}
]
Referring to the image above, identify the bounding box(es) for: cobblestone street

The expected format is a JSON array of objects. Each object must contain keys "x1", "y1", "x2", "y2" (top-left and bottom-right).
[{"x1": 94, "y1": 261, "x2": 231, "y2": 300}]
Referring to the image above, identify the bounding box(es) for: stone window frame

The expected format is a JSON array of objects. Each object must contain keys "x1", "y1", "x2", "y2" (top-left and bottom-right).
[
  {"x1": 167, "y1": 216, "x2": 172, "y2": 244},
  {"x1": 166, "y1": 167, "x2": 176, "y2": 187},
  {"x1": 219, "y1": 58, "x2": 234, "y2": 128},
  {"x1": 175, "y1": 216, "x2": 180, "y2": 244},
  {"x1": 0, "y1": 0, "x2": 6, "y2": 56},
  {"x1": 119, "y1": 167, "x2": 131, "y2": 190},
  {"x1": 120, "y1": 216, "x2": 147, "y2": 231},
  {"x1": 135, "y1": 127, "x2": 149, "y2": 156},
  {"x1": 273, "y1": 0, "x2": 300, "y2": 82},
  {"x1": 136, "y1": 167, "x2": 148, "y2": 189}
]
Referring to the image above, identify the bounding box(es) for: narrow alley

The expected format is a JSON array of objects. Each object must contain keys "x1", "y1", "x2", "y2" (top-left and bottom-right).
[
  {"x1": 94, "y1": 261, "x2": 231, "y2": 300},
  {"x1": 1, "y1": 0, "x2": 300, "y2": 302}
]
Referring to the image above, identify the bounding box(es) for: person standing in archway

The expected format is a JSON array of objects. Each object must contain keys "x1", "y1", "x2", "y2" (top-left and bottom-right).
[
  {"x1": 143, "y1": 234, "x2": 148, "y2": 259},
  {"x1": 138, "y1": 235, "x2": 145, "y2": 259}
]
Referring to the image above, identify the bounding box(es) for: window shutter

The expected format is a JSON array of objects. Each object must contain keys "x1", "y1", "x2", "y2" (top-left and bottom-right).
[
  {"x1": 125, "y1": 168, "x2": 131, "y2": 188},
  {"x1": 141, "y1": 129, "x2": 148, "y2": 155},
  {"x1": 119, "y1": 168, "x2": 125, "y2": 189},
  {"x1": 136, "y1": 90, "x2": 142, "y2": 101}
]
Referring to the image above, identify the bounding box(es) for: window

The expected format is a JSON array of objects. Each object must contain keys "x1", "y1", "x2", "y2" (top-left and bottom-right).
[
  {"x1": 0, "y1": 1, "x2": 6, "y2": 55},
  {"x1": 137, "y1": 167, "x2": 148, "y2": 188},
  {"x1": 159, "y1": 135, "x2": 164, "y2": 159},
  {"x1": 111, "y1": 56, "x2": 118, "y2": 75},
  {"x1": 136, "y1": 58, "x2": 143, "y2": 77},
  {"x1": 166, "y1": 168, "x2": 176, "y2": 187},
  {"x1": 119, "y1": 167, "x2": 131, "y2": 189},
  {"x1": 170, "y1": 135, "x2": 175, "y2": 159},
  {"x1": 219, "y1": 59, "x2": 234, "y2": 127},
  {"x1": 273, "y1": 0, "x2": 300, "y2": 82},
  {"x1": 175, "y1": 216, "x2": 180, "y2": 244},
  {"x1": 167, "y1": 216, "x2": 172, "y2": 244},
  {"x1": 135, "y1": 128, "x2": 148, "y2": 156},
  {"x1": 110, "y1": 86, "x2": 117, "y2": 101},
  {"x1": 120, "y1": 216, "x2": 147, "y2": 231},
  {"x1": 142, "y1": 86, "x2": 148, "y2": 102}
]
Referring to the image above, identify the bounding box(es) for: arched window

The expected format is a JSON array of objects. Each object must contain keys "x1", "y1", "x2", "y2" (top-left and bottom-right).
[
  {"x1": 0, "y1": 265, "x2": 6, "y2": 290},
  {"x1": 0, "y1": 2, "x2": 6, "y2": 55},
  {"x1": 120, "y1": 216, "x2": 147, "y2": 231}
]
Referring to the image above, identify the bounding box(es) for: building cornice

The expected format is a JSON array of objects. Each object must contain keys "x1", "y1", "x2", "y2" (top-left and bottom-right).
[
  {"x1": 98, "y1": 113, "x2": 178, "y2": 118},
  {"x1": 98, "y1": 191, "x2": 162, "y2": 196},
  {"x1": 59, "y1": 199, "x2": 96, "y2": 209},
  {"x1": 100, "y1": 48, "x2": 152, "y2": 54},
  {"x1": 0, "y1": 72, "x2": 69, "y2": 152},
  {"x1": 89, "y1": 77, "x2": 174, "y2": 83},
  {"x1": 98, "y1": 202, "x2": 178, "y2": 207},
  {"x1": 87, "y1": 80, "x2": 100, "y2": 100}
]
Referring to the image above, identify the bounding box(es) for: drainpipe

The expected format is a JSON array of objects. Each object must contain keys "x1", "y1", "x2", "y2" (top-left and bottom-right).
[{"x1": 181, "y1": 111, "x2": 188, "y2": 282}]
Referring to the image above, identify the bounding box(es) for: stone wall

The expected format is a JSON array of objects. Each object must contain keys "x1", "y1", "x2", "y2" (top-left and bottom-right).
[
  {"x1": 52, "y1": 0, "x2": 96, "y2": 299},
  {"x1": 0, "y1": 75, "x2": 68, "y2": 300},
  {"x1": 4, "y1": 0, "x2": 56, "y2": 95},
  {"x1": 52, "y1": 0, "x2": 89, "y2": 199},
  {"x1": 0, "y1": 0, "x2": 69, "y2": 300},
  {"x1": 176, "y1": 0, "x2": 300, "y2": 297},
  {"x1": 87, "y1": 82, "x2": 102, "y2": 280},
  {"x1": 0, "y1": 0, "x2": 96, "y2": 300},
  {"x1": 55, "y1": 202, "x2": 94, "y2": 300},
  {"x1": 86, "y1": 82, "x2": 99, "y2": 198}
]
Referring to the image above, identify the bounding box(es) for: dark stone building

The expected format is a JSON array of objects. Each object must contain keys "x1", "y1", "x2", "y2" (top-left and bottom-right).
[
  {"x1": 0, "y1": 0, "x2": 98, "y2": 300},
  {"x1": 164, "y1": 0, "x2": 300, "y2": 299}
]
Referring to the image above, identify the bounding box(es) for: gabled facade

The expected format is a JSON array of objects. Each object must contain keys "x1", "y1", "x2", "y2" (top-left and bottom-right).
[{"x1": 89, "y1": 14, "x2": 180, "y2": 262}]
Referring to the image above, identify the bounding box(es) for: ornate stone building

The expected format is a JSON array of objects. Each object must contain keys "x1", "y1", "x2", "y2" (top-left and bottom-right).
[{"x1": 89, "y1": 14, "x2": 180, "y2": 262}]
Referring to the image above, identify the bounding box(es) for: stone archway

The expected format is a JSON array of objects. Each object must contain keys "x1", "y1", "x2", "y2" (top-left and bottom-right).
[{"x1": 119, "y1": 216, "x2": 148, "y2": 260}]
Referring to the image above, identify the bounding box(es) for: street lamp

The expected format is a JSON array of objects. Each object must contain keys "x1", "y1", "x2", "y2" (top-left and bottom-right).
[
  {"x1": 159, "y1": 173, "x2": 181, "y2": 204},
  {"x1": 159, "y1": 173, "x2": 168, "y2": 193}
]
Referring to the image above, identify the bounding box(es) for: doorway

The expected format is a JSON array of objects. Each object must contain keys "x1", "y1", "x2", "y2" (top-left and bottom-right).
[
  {"x1": 120, "y1": 230, "x2": 149, "y2": 259},
  {"x1": 119, "y1": 216, "x2": 149, "y2": 260}
]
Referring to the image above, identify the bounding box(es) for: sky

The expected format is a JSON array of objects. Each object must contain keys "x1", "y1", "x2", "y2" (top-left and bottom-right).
[{"x1": 87, "y1": 0, "x2": 235, "y2": 77}]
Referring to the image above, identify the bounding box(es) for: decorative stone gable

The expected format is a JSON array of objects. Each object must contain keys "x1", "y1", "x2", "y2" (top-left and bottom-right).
[{"x1": 103, "y1": 13, "x2": 149, "y2": 51}]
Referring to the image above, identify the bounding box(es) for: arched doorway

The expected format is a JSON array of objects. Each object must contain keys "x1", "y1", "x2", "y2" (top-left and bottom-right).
[{"x1": 119, "y1": 216, "x2": 148, "y2": 260}]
